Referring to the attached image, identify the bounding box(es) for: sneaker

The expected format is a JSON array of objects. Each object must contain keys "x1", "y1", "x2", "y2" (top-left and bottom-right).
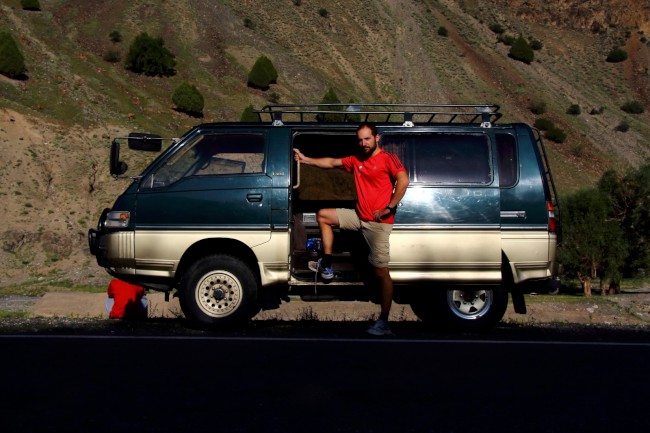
[
  {"x1": 308, "y1": 259, "x2": 334, "y2": 280},
  {"x1": 367, "y1": 319, "x2": 394, "y2": 336}
]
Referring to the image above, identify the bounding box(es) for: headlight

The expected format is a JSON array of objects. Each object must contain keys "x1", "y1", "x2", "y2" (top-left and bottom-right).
[{"x1": 104, "y1": 211, "x2": 130, "y2": 228}]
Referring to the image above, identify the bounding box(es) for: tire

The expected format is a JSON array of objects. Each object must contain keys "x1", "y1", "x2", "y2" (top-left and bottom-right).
[
  {"x1": 410, "y1": 285, "x2": 508, "y2": 331},
  {"x1": 179, "y1": 254, "x2": 260, "y2": 327}
]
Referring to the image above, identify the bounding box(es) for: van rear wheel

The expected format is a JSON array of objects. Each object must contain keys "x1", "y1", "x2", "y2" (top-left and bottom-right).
[
  {"x1": 410, "y1": 286, "x2": 508, "y2": 331},
  {"x1": 179, "y1": 254, "x2": 259, "y2": 327}
]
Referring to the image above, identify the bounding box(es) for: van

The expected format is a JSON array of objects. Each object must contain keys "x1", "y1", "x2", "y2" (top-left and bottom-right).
[{"x1": 88, "y1": 104, "x2": 560, "y2": 330}]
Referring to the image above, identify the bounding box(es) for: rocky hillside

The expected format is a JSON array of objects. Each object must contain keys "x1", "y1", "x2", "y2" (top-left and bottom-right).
[{"x1": 1, "y1": 0, "x2": 649, "y2": 288}]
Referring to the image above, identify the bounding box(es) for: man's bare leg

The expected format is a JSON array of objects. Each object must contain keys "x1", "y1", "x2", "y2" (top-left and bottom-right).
[
  {"x1": 316, "y1": 208, "x2": 339, "y2": 255},
  {"x1": 374, "y1": 266, "x2": 393, "y2": 320}
]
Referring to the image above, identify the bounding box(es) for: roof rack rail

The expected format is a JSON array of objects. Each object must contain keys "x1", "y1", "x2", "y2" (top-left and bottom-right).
[{"x1": 255, "y1": 103, "x2": 501, "y2": 127}]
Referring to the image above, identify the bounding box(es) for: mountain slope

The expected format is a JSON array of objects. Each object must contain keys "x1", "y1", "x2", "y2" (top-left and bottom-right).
[{"x1": 0, "y1": 0, "x2": 649, "y2": 287}]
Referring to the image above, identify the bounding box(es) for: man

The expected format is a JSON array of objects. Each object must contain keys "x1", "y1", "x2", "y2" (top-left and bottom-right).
[{"x1": 293, "y1": 122, "x2": 409, "y2": 335}]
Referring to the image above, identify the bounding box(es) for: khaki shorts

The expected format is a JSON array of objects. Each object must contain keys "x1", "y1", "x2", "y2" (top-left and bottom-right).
[{"x1": 336, "y1": 208, "x2": 392, "y2": 268}]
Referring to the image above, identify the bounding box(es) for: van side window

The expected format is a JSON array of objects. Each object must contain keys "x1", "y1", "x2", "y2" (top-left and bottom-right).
[
  {"x1": 382, "y1": 133, "x2": 492, "y2": 184},
  {"x1": 496, "y1": 133, "x2": 518, "y2": 188},
  {"x1": 142, "y1": 133, "x2": 265, "y2": 189}
]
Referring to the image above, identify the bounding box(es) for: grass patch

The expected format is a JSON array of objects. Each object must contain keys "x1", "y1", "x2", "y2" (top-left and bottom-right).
[
  {"x1": 0, "y1": 310, "x2": 30, "y2": 319},
  {"x1": 0, "y1": 279, "x2": 106, "y2": 296}
]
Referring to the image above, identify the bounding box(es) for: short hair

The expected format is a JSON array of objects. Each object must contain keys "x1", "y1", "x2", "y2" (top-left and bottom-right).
[{"x1": 356, "y1": 122, "x2": 378, "y2": 136}]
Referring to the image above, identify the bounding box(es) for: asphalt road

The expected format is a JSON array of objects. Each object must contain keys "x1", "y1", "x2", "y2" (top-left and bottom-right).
[{"x1": 2, "y1": 323, "x2": 649, "y2": 433}]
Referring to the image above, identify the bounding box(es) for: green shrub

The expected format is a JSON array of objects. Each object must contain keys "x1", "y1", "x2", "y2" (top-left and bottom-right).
[
  {"x1": 620, "y1": 100, "x2": 644, "y2": 114},
  {"x1": 529, "y1": 38, "x2": 543, "y2": 50},
  {"x1": 546, "y1": 127, "x2": 567, "y2": 143},
  {"x1": 243, "y1": 18, "x2": 255, "y2": 29},
  {"x1": 489, "y1": 23, "x2": 505, "y2": 34},
  {"x1": 125, "y1": 32, "x2": 176, "y2": 77},
  {"x1": 606, "y1": 48, "x2": 628, "y2": 63},
  {"x1": 589, "y1": 107, "x2": 605, "y2": 115},
  {"x1": 102, "y1": 50, "x2": 120, "y2": 63},
  {"x1": 566, "y1": 104, "x2": 581, "y2": 115},
  {"x1": 318, "y1": 8, "x2": 329, "y2": 18},
  {"x1": 529, "y1": 100, "x2": 546, "y2": 115},
  {"x1": 615, "y1": 120, "x2": 630, "y2": 132},
  {"x1": 534, "y1": 118, "x2": 554, "y2": 131},
  {"x1": 240, "y1": 104, "x2": 259, "y2": 122},
  {"x1": 292, "y1": 0, "x2": 302, "y2": 5},
  {"x1": 172, "y1": 82, "x2": 204, "y2": 117},
  {"x1": 0, "y1": 32, "x2": 26, "y2": 78},
  {"x1": 316, "y1": 88, "x2": 344, "y2": 122},
  {"x1": 109, "y1": 31, "x2": 123, "y2": 43},
  {"x1": 21, "y1": 0, "x2": 40, "y2": 11},
  {"x1": 509, "y1": 36, "x2": 534, "y2": 64},
  {"x1": 498, "y1": 34, "x2": 516, "y2": 46},
  {"x1": 437, "y1": 26, "x2": 448, "y2": 37},
  {"x1": 247, "y1": 55, "x2": 278, "y2": 90}
]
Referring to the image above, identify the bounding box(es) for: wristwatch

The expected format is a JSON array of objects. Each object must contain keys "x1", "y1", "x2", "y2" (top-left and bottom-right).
[{"x1": 385, "y1": 204, "x2": 397, "y2": 213}]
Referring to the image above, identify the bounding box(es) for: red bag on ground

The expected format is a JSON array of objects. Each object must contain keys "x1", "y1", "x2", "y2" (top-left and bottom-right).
[{"x1": 107, "y1": 279, "x2": 146, "y2": 319}]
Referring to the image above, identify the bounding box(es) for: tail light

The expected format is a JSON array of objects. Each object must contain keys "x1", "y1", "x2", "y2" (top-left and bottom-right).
[{"x1": 547, "y1": 201, "x2": 556, "y2": 233}]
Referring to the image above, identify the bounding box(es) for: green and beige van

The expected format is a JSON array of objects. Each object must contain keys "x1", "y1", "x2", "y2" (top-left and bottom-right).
[{"x1": 88, "y1": 104, "x2": 560, "y2": 330}]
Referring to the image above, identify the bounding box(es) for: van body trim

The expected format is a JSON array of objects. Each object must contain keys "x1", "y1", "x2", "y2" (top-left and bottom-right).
[
  {"x1": 137, "y1": 225, "x2": 272, "y2": 231},
  {"x1": 393, "y1": 224, "x2": 500, "y2": 230}
]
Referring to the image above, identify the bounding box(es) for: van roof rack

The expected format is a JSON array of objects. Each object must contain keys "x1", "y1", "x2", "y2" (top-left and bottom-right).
[{"x1": 255, "y1": 103, "x2": 501, "y2": 127}]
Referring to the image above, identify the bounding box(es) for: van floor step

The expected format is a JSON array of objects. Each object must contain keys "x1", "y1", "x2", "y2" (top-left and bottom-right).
[{"x1": 289, "y1": 278, "x2": 364, "y2": 286}]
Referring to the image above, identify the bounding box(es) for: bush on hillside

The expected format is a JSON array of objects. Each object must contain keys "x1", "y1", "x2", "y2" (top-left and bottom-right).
[
  {"x1": 103, "y1": 50, "x2": 121, "y2": 63},
  {"x1": 316, "y1": 88, "x2": 344, "y2": 122},
  {"x1": 318, "y1": 8, "x2": 329, "y2": 18},
  {"x1": 529, "y1": 38, "x2": 543, "y2": 51},
  {"x1": 489, "y1": 23, "x2": 505, "y2": 34},
  {"x1": 620, "y1": 100, "x2": 644, "y2": 114},
  {"x1": 21, "y1": 0, "x2": 40, "y2": 11},
  {"x1": 109, "y1": 31, "x2": 123, "y2": 43},
  {"x1": 247, "y1": 55, "x2": 278, "y2": 90},
  {"x1": 566, "y1": 104, "x2": 581, "y2": 115},
  {"x1": 0, "y1": 32, "x2": 26, "y2": 79},
  {"x1": 125, "y1": 32, "x2": 176, "y2": 77},
  {"x1": 606, "y1": 48, "x2": 628, "y2": 63},
  {"x1": 172, "y1": 82, "x2": 204, "y2": 117},
  {"x1": 241, "y1": 104, "x2": 259, "y2": 122},
  {"x1": 508, "y1": 36, "x2": 534, "y2": 64},
  {"x1": 498, "y1": 34, "x2": 516, "y2": 46},
  {"x1": 533, "y1": 118, "x2": 554, "y2": 131},
  {"x1": 589, "y1": 107, "x2": 605, "y2": 115},
  {"x1": 615, "y1": 120, "x2": 630, "y2": 132},
  {"x1": 529, "y1": 100, "x2": 547, "y2": 115},
  {"x1": 437, "y1": 26, "x2": 448, "y2": 37},
  {"x1": 545, "y1": 126, "x2": 567, "y2": 143}
]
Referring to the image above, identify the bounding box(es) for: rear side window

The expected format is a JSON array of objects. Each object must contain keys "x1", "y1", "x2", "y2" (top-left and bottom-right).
[
  {"x1": 142, "y1": 132, "x2": 265, "y2": 189},
  {"x1": 382, "y1": 133, "x2": 492, "y2": 185},
  {"x1": 496, "y1": 133, "x2": 518, "y2": 188}
]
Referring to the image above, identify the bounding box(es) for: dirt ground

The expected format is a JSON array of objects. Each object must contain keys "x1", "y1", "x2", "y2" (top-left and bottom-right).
[{"x1": 3, "y1": 288, "x2": 650, "y2": 328}]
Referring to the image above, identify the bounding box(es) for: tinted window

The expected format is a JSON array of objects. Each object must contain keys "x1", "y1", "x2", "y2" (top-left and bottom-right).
[
  {"x1": 382, "y1": 133, "x2": 492, "y2": 185},
  {"x1": 142, "y1": 133, "x2": 265, "y2": 189},
  {"x1": 496, "y1": 133, "x2": 518, "y2": 188}
]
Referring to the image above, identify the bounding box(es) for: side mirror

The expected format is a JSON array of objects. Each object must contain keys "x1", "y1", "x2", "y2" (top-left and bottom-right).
[
  {"x1": 128, "y1": 133, "x2": 162, "y2": 152},
  {"x1": 110, "y1": 140, "x2": 128, "y2": 176}
]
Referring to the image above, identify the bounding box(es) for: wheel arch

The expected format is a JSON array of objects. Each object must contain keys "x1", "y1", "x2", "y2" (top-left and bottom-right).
[{"x1": 176, "y1": 238, "x2": 260, "y2": 285}]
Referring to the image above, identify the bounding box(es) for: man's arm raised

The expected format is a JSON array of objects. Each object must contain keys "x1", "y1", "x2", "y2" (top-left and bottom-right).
[{"x1": 293, "y1": 148, "x2": 343, "y2": 169}]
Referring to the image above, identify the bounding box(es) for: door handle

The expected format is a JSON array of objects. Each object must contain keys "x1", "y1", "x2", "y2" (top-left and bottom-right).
[
  {"x1": 247, "y1": 193, "x2": 263, "y2": 203},
  {"x1": 500, "y1": 211, "x2": 527, "y2": 218}
]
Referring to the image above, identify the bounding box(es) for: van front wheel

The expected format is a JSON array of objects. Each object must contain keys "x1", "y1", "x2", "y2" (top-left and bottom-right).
[
  {"x1": 410, "y1": 286, "x2": 508, "y2": 331},
  {"x1": 179, "y1": 255, "x2": 259, "y2": 327}
]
